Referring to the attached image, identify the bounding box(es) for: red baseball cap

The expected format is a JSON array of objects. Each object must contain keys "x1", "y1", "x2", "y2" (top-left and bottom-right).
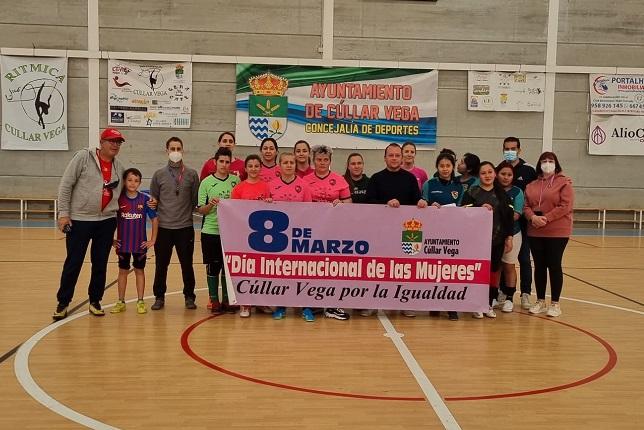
[{"x1": 100, "y1": 128, "x2": 125, "y2": 142}]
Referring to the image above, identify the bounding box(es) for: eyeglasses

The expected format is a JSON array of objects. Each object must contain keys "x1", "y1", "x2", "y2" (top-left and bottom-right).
[{"x1": 103, "y1": 139, "x2": 123, "y2": 146}]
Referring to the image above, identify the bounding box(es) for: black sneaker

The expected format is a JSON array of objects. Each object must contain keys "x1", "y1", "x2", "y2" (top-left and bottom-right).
[
  {"x1": 429, "y1": 311, "x2": 440, "y2": 317},
  {"x1": 448, "y1": 311, "x2": 459, "y2": 321},
  {"x1": 52, "y1": 303, "x2": 68, "y2": 321},
  {"x1": 324, "y1": 308, "x2": 350, "y2": 321},
  {"x1": 88, "y1": 302, "x2": 105, "y2": 316},
  {"x1": 185, "y1": 297, "x2": 197, "y2": 309},
  {"x1": 151, "y1": 298, "x2": 165, "y2": 310}
]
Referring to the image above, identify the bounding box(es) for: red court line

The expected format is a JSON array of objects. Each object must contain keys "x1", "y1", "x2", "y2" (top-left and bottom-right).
[
  {"x1": 180, "y1": 315, "x2": 424, "y2": 401},
  {"x1": 181, "y1": 312, "x2": 618, "y2": 402},
  {"x1": 444, "y1": 312, "x2": 618, "y2": 401}
]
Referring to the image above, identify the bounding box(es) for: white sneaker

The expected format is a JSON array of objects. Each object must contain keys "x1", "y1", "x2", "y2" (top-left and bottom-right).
[
  {"x1": 521, "y1": 293, "x2": 531, "y2": 310},
  {"x1": 484, "y1": 308, "x2": 497, "y2": 318},
  {"x1": 546, "y1": 302, "x2": 562, "y2": 317},
  {"x1": 360, "y1": 309, "x2": 375, "y2": 317},
  {"x1": 472, "y1": 312, "x2": 484, "y2": 319},
  {"x1": 529, "y1": 300, "x2": 548, "y2": 314},
  {"x1": 239, "y1": 306, "x2": 251, "y2": 318},
  {"x1": 502, "y1": 300, "x2": 514, "y2": 313},
  {"x1": 401, "y1": 310, "x2": 416, "y2": 317}
]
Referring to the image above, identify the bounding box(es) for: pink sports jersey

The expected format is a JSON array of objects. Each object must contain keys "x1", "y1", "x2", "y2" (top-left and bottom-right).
[
  {"x1": 296, "y1": 166, "x2": 313, "y2": 178},
  {"x1": 404, "y1": 166, "x2": 429, "y2": 190},
  {"x1": 304, "y1": 171, "x2": 351, "y2": 203},
  {"x1": 270, "y1": 176, "x2": 312, "y2": 202},
  {"x1": 231, "y1": 180, "x2": 270, "y2": 201},
  {"x1": 260, "y1": 163, "x2": 281, "y2": 183},
  {"x1": 200, "y1": 157, "x2": 247, "y2": 181}
]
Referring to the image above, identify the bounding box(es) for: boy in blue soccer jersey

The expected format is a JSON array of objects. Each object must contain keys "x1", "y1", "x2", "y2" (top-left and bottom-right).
[{"x1": 111, "y1": 168, "x2": 159, "y2": 314}]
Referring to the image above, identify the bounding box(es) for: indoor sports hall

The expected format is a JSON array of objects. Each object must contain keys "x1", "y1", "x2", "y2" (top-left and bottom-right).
[{"x1": 1, "y1": 2, "x2": 643, "y2": 429}]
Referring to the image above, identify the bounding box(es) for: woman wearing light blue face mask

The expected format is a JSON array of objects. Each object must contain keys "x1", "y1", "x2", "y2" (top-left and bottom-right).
[{"x1": 523, "y1": 152, "x2": 574, "y2": 318}]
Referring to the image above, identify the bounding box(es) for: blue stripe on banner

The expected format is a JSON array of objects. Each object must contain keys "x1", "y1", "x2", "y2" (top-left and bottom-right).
[{"x1": 236, "y1": 100, "x2": 436, "y2": 145}]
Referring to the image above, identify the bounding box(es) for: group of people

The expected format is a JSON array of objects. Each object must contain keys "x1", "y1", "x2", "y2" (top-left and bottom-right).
[{"x1": 52, "y1": 129, "x2": 574, "y2": 323}]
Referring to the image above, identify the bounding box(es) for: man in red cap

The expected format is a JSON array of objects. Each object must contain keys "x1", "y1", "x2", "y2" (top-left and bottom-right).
[{"x1": 53, "y1": 128, "x2": 126, "y2": 320}]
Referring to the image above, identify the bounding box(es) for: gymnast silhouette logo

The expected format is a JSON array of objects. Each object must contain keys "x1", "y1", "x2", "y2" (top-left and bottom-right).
[
  {"x1": 138, "y1": 67, "x2": 164, "y2": 91},
  {"x1": 5, "y1": 78, "x2": 65, "y2": 129}
]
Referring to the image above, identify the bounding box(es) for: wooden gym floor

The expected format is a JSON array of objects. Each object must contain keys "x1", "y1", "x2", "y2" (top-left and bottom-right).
[{"x1": 0, "y1": 225, "x2": 642, "y2": 429}]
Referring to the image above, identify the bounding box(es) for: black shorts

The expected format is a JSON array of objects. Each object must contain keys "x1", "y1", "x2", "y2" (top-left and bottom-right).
[
  {"x1": 201, "y1": 233, "x2": 223, "y2": 265},
  {"x1": 118, "y1": 252, "x2": 147, "y2": 270}
]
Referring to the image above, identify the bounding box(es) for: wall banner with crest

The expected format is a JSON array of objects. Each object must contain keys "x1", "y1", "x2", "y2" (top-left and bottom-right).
[{"x1": 235, "y1": 64, "x2": 437, "y2": 149}]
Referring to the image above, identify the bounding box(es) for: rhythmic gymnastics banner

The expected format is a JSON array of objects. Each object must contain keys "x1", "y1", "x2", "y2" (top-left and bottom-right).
[
  {"x1": 108, "y1": 60, "x2": 192, "y2": 128},
  {"x1": 1, "y1": 56, "x2": 68, "y2": 150},
  {"x1": 235, "y1": 64, "x2": 437, "y2": 149},
  {"x1": 219, "y1": 201, "x2": 492, "y2": 312}
]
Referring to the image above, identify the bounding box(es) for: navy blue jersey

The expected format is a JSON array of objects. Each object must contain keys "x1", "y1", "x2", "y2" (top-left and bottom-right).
[
  {"x1": 422, "y1": 177, "x2": 464, "y2": 206},
  {"x1": 117, "y1": 192, "x2": 157, "y2": 253}
]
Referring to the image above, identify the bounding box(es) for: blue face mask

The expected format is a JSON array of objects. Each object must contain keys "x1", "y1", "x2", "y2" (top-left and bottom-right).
[{"x1": 503, "y1": 150, "x2": 518, "y2": 162}]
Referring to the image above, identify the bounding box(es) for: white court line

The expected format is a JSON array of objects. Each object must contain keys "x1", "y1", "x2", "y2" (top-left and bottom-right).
[
  {"x1": 377, "y1": 312, "x2": 462, "y2": 430},
  {"x1": 14, "y1": 289, "x2": 203, "y2": 430},
  {"x1": 556, "y1": 295, "x2": 644, "y2": 315}
]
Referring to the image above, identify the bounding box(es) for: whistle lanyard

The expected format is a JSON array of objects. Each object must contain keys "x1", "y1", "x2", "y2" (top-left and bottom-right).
[{"x1": 168, "y1": 164, "x2": 185, "y2": 196}]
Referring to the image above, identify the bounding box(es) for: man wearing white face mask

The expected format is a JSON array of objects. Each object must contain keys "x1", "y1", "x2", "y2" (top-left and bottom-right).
[
  {"x1": 150, "y1": 137, "x2": 200, "y2": 310},
  {"x1": 499, "y1": 136, "x2": 537, "y2": 311}
]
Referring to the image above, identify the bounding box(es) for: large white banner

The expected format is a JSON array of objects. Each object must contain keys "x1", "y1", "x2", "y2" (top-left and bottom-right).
[
  {"x1": 468, "y1": 71, "x2": 545, "y2": 112},
  {"x1": 589, "y1": 74, "x2": 644, "y2": 115},
  {"x1": 589, "y1": 115, "x2": 644, "y2": 155},
  {"x1": 1, "y1": 56, "x2": 67, "y2": 150},
  {"x1": 108, "y1": 60, "x2": 192, "y2": 128}
]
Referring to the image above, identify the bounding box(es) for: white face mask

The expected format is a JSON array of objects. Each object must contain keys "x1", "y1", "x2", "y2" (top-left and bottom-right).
[
  {"x1": 541, "y1": 161, "x2": 555, "y2": 174},
  {"x1": 168, "y1": 151, "x2": 183, "y2": 163}
]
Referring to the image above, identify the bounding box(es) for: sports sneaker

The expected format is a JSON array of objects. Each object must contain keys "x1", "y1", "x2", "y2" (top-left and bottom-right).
[
  {"x1": 448, "y1": 311, "x2": 459, "y2": 321},
  {"x1": 136, "y1": 300, "x2": 147, "y2": 314},
  {"x1": 360, "y1": 309, "x2": 375, "y2": 317},
  {"x1": 210, "y1": 299, "x2": 223, "y2": 315},
  {"x1": 258, "y1": 306, "x2": 274, "y2": 314},
  {"x1": 151, "y1": 298, "x2": 164, "y2": 310},
  {"x1": 502, "y1": 300, "x2": 514, "y2": 313},
  {"x1": 484, "y1": 308, "x2": 497, "y2": 318},
  {"x1": 301, "y1": 308, "x2": 315, "y2": 322},
  {"x1": 521, "y1": 293, "x2": 532, "y2": 310},
  {"x1": 110, "y1": 300, "x2": 126, "y2": 314},
  {"x1": 529, "y1": 299, "x2": 548, "y2": 314},
  {"x1": 401, "y1": 310, "x2": 416, "y2": 318},
  {"x1": 546, "y1": 302, "x2": 562, "y2": 317},
  {"x1": 89, "y1": 302, "x2": 105, "y2": 316},
  {"x1": 272, "y1": 307, "x2": 286, "y2": 320},
  {"x1": 52, "y1": 303, "x2": 68, "y2": 321},
  {"x1": 324, "y1": 308, "x2": 350, "y2": 320},
  {"x1": 185, "y1": 297, "x2": 197, "y2": 309},
  {"x1": 239, "y1": 305, "x2": 251, "y2": 318},
  {"x1": 472, "y1": 312, "x2": 484, "y2": 319}
]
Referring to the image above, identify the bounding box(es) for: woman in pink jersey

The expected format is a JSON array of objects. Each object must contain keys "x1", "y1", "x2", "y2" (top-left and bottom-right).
[
  {"x1": 304, "y1": 145, "x2": 352, "y2": 321},
  {"x1": 259, "y1": 137, "x2": 281, "y2": 183},
  {"x1": 402, "y1": 141, "x2": 429, "y2": 190},
  {"x1": 231, "y1": 154, "x2": 271, "y2": 318},
  {"x1": 269, "y1": 152, "x2": 315, "y2": 322},
  {"x1": 294, "y1": 140, "x2": 313, "y2": 178}
]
